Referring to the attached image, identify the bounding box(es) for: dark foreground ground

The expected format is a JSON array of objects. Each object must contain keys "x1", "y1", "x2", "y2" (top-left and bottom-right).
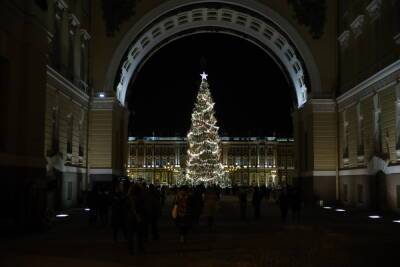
[{"x1": 1, "y1": 195, "x2": 400, "y2": 267}]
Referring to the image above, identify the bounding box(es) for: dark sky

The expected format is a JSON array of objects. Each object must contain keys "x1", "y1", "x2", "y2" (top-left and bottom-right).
[{"x1": 127, "y1": 33, "x2": 294, "y2": 138}]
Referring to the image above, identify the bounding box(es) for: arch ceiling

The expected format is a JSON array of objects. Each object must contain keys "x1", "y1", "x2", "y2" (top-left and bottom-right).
[{"x1": 106, "y1": 0, "x2": 321, "y2": 108}]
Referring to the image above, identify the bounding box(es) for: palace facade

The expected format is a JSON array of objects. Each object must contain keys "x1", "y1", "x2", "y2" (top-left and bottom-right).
[{"x1": 127, "y1": 137, "x2": 295, "y2": 186}]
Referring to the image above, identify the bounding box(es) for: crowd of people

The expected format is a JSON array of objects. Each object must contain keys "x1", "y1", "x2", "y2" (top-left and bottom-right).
[{"x1": 85, "y1": 182, "x2": 302, "y2": 255}]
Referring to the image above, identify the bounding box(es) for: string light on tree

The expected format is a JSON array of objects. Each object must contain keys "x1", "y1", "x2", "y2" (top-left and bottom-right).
[{"x1": 185, "y1": 72, "x2": 229, "y2": 187}]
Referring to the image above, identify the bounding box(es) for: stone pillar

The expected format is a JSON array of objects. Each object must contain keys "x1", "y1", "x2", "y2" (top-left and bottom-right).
[
  {"x1": 88, "y1": 97, "x2": 129, "y2": 185},
  {"x1": 293, "y1": 99, "x2": 338, "y2": 205}
]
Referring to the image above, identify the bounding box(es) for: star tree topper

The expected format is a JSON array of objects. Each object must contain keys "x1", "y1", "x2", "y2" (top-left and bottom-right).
[{"x1": 201, "y1": 72, "x2": 208, "y2": 80}]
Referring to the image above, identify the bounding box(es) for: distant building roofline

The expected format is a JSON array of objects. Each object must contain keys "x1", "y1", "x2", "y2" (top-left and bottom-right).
[{"x1": 128, "y1": 136, "x2": 294, "y2": 142}]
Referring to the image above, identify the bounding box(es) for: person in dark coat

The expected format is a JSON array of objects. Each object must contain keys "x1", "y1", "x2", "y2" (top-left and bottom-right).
[
  {"x1": 174, "y1": 186, "x2": 192, "y2": 243},
  {"x1": 87, "y1": 186, "x2": 99, "y2": 226},
  {"x1": 278, "y1": 188, "x2": 289, "y2": 223},
  {"x1": 126, "y1": 183, "x2": 145, "y2": 255},
  {"x1": 98, "y1": 187, "x2": 109, "y2": 226},
  {"x1": 290, "y1": 187, "x2": 302, "y2": 223},
  {"x1": 111, "y1": 184, "x2": 127, "y2": 242},
  {"x1": 192, "y1": 185, "x2": 204, "y2": 225},
  {"x1": 160, "y1": 186, "x2": 166, "y2": 208},
  {"x1": 252, "y1": 187, "x2": 263, "y2": 219},
  {"x1": 238, "y1": 187, "x2": 248, "y2": 220},
  {"x1": 147, "y1": 184, "x2": 161, "y2": 240},
  {"x1": 203, "y1": 187, "x2": 218, "y2": 231}
]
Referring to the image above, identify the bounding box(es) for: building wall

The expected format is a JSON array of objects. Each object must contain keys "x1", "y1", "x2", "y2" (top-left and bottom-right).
[
  {"x1": 0, "y1": 0, "x2": 92, "y2": 218},
  {"x1": 338, "y1": 0, "x2": 400, "y2": 92},
  {"x1": 338, "y1": 82, "x2": 400, "y2": 212},
  {"x1": 336, "y1": 0, "x2": 400, "y2": 212},
  {"x1": 127, "y1": 137, "x2": 295, "y2": 186}
]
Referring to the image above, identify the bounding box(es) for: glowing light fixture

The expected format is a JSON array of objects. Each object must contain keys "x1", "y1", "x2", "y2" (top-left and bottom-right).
[
  {"x1": 393, "y1": 220, "x2": 400, "y2": 223},
  {"x1": 99, "y1": 92, "x2": 105, "y2": 98},
  {"x1": 323, "y1": 206, "x2": 332, "y2": 210},
  {"x1": 56, "y1": 214, "x2": 69, "y2": 218},
  {"x1": 84, "y1": 208, "x2": 90, "y2": 212},
  {"x1": 335, "y1": 209, "x2": 346, "y2": 212},
  {"x1": 368, "y1": 215, "x2": 381, "y2": 219}
]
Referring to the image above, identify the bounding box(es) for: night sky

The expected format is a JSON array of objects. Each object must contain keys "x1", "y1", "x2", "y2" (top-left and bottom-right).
[{"x1": 127, "y1": 33, "x2": 294, "y2": 138}]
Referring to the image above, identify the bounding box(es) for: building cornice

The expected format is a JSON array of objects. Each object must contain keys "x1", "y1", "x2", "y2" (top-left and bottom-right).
[
  {"x1": 46, "y1": 65, "x2": 90, "y2": 107},
  {"x1": 311, "y1": 99, "x2": 336, "y2": 113},
  {"x1": 301, "y1": 171, "x2": 336, "y2": 177},
  {"x1": 337, "y1": 59, "x2": 400, "y2": 111},
  {"x1": 90, "y1": 168, "x2": 122, "y2": 176},
  {"x1": 90, "y1": 97, "x2": 116, "y2": 110}
]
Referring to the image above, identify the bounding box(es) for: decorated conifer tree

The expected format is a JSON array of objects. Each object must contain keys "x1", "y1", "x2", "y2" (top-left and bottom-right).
[{"x1": 185, "y1": 72, "x2": 228, "y2": 186}]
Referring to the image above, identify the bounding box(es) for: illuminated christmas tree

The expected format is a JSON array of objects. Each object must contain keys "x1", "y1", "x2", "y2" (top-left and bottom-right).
[{"x1": 185, "y1": 72, "x2": 227, "y2": 186}]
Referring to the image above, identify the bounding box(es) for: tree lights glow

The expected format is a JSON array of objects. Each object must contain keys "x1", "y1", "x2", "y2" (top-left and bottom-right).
[{"x1": 185, "y1": 73, "x2": 228, "y2": 187}]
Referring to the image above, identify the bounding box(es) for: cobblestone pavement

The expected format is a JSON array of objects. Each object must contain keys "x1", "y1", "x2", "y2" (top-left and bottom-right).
[{"x1": 1, "y1": 195, "x2": 400, "y2": 267}]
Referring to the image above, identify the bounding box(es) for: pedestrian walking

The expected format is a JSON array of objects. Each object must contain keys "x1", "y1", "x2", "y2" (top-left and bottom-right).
[
  {"x1": 238, "y1": 187, "x2": 248, "y2": 220},
  {"x1": 290, "y1": 187, "x2": 302, "y2": 223},
  {"x1": 173, "y1": 186, "x2": 192, "y2": 243},
  {"x1": 147, "y1": 184, "x2": 161, "y2": 240},
  {"x1": 278, "y1": 188, "x2": 289, "y2": 223},
  {"x1": 111, "y1": 184, "x2": 127, "y2": 242},
  {"x1": 252, "y1": 187, "x2": 263, "y2": 219},
  {"x1": 126, "y1": 183, "x2": 145, "y2": 255},
  {"x1": 203, "y1": 187, "x2": 218, "y2": 231}
]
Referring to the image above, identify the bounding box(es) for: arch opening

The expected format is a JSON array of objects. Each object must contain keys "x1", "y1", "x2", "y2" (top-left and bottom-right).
[
  {"x1": 128, "y1": 32, "x2": 294, "y2": 138},
  {"x1": 105, "y1": 1, "x2": 322, "y2": 109}
]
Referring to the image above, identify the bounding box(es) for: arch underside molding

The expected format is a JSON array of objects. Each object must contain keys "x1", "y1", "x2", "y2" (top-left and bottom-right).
[{"x1": 106, "y1": 0, "x2": 322, "y2": 108}]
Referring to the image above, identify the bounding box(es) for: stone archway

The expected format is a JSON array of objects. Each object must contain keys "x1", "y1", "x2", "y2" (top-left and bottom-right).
[
  {"x1": 103, "y1": 0, "x2": 322, "y2": 108},
  {"x1": 89, "y1": 0, "x2": 338, "y2": 203}
]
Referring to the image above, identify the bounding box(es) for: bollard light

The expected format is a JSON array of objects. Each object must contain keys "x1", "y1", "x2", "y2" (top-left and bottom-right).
[
  {"x1": 56, "y1": 214, "x2": 69, "y2": 218},
  {"x1": 368, "y1": 215, "x2": 381, "y2": 219}
]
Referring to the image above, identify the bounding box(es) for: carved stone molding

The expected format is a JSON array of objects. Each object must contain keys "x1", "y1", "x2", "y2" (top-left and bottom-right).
[
  {"x1": 394, "y1": 33, "x2": 400, "y2": 45},
  {"x1": 80, "y1": 29, "x2": 91, "y2": 41},
  {"x1": 366, "y1": 0, "x2": 382, "y2": 22},
  {"x1": 338, "y1": 30, "x2": 350, "y2": 49},
  {"x1": 55, "y1": 0, "x2": 68, "y2": 10},
  {"x1": 350, "y1": 15, "x2": 365, "y2": 39},
  {"x1": 70, "y1": 14, "x2": 80, "y2": 27}
]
